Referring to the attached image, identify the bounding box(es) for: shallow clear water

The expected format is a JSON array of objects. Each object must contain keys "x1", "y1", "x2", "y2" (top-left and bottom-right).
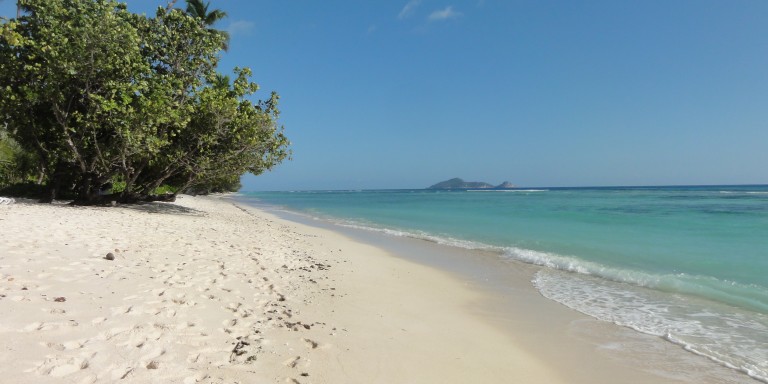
[{"x1": 243, "y1": 185, "x2": 768, "y2": 381}]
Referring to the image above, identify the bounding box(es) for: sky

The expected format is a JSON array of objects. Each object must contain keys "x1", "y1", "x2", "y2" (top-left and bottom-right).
[{"x1": 2, "y1": 1, "x2": 768, "y2": 190}]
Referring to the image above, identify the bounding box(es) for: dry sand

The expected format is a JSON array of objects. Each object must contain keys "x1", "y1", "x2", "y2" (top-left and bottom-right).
[{"x1": 0, "y1": 195, "x2": 752, "y2": 383}]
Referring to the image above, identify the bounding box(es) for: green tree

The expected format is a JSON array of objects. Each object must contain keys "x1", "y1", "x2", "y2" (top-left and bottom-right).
[
  {"x1": 185, "y1": 0, "x2": 230, "y2": 51},
  {"x1": 0, "y1": 0, "x2": 151, "y2": 201},
  {"x1": 0, "y1": 0, "x2": 289, "y2": 204},
  {"x1": 0, "y1": 125, "x2": 35, "y2": 186},
  {"x1": 0, "y1": 17, "x2": 22, "y2": 45},
  {"x1": 170, "y1": 68, "x2": 289, "y2": 193}
]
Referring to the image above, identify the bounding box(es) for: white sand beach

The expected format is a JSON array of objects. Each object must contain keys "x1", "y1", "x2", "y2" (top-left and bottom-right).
[{"x1": 0, "y1": 196, "x2": 752, "y2": 383}]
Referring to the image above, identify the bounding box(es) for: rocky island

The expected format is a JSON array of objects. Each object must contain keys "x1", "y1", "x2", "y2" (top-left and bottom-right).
[{"x1": 427, "y1": 178, "x2": 516, "y2": 190}]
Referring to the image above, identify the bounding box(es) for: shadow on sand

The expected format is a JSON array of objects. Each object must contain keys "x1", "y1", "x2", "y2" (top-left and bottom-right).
[{"x1": 119, "y1": 201, "x2": 205, "y2": 216}]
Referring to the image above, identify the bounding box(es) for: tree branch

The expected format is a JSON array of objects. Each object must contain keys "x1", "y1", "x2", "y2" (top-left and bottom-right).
[{"x1": 165, "y1": 0, "x2": 179, "y2": 12}]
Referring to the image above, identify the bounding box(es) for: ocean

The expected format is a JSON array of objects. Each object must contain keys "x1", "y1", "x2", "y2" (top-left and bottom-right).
[{"x1": 240, "y1": 185, "x2": 768, "y2": 382}]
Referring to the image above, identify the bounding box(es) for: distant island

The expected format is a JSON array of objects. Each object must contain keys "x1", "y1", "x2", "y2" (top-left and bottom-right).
[{"x1": 427, "y1": 178, "x2": 516, "y2": 190}]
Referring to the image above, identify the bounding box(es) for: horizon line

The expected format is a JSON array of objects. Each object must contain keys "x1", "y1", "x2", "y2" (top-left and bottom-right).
[{"x1": 240, "y1": 182, "x2": 768, "y2": 193}]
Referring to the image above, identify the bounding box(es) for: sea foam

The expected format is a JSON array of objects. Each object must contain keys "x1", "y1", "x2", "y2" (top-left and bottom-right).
[
  {"x1": 534, "y1": 270, "x2": 768, "y2": 383},
  {"x1": 244, "y1": 186, "x2": 768, "y2": 382}
]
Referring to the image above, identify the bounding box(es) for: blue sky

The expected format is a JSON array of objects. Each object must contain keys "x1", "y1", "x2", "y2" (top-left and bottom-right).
[{"x1": 2, "y1": 1, "x2": 768, "y2": 190}]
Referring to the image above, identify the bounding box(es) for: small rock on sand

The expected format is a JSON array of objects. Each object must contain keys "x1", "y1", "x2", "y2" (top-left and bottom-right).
[{"x1": 105, "y1": 252, "x2": 115, "y2": 260}]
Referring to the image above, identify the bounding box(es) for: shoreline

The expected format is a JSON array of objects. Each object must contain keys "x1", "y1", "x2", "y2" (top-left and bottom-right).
[
  {"x1": 0, "y1": 195, "x2": 754, "y2": 383},
  {"x1": 234, "y1": 196, "x2": 758, "y2": 384}
]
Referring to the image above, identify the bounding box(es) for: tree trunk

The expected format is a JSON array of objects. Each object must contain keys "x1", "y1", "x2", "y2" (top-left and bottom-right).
[
  {"x1": 120, "y1": 160, "x2": 148, "y2": 202},
  {"x1": 72, "y1": 172, "x2": 108, "y2": 205},
  {"x1": 40, "y1": 176, "x2": 59, "y2": 203},
  {"x1": 36, "y1": 168, "x2": 45, "y2": 185}
]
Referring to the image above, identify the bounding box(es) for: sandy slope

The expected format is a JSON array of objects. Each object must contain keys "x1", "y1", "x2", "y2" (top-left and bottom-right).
[
  {"x1": 0, "y1": 195, "x2": 750, "y2": 383},
  {"x1": 0, "y1": 196, "x2": 562, "y2": 383}
]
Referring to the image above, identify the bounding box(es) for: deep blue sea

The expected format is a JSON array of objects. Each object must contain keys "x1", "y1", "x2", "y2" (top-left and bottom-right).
[{"x1": 241, "y1": 185, "x2": 768, "y2": 381}]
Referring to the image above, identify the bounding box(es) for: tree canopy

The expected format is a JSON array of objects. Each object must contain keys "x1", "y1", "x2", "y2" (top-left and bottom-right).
[
  {"x1": 0, "y1": 0, "x2": 289, "y2": 204},
  {"x1": 185, "y1": 0, "x2": 230, "y2": 50}
]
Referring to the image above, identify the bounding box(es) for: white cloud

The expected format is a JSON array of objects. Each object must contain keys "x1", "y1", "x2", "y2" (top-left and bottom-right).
[
  {"x1": 398, "y1": 0, "x2": 421, "y2": 20},
  {"x1": 428, "y1": 6, "x2": 462, "y2": 21},
  {"x1": 227, "y1": 20, "x2": 255, "y2": 37}
]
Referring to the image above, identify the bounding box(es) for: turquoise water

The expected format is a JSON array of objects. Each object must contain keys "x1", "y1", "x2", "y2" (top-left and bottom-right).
[{"x1": 242, "y1": 186, "x2": 768, "y2": 381}]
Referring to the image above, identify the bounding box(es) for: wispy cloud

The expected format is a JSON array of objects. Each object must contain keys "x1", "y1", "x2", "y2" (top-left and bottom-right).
[
  {"x1": 227, "y1": 20, "x2": 255, "y2": 37},
  {"x1": 428, "y1": 6, "x2": 462, "y2": 21},
  {"x1": 398, "y1": 0, "x2": 422, "y2": 20}
]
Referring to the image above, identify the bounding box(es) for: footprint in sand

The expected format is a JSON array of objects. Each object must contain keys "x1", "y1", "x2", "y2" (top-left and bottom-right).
[
  {"x1": 97, "y1": 326, "x2": 132, "y2": 341},
  {"x1": 283, "y1": 356, "x2": 301, "y2": 368},
  {"x1": 33, "y1": 355, "x2": 90, "y2": 377},
  {"x1": 186, "y1": 352, "x2": 202, "y2": 364},
  {"x1": 225, "y1": 302, "x2": 242, "y2": 312},
  {"x1": 91, "y1": 317, "x2": 107, "y2": 325},
  {"x1": 238, "y1": 308, "x2": 254, "y2": 318},
  {"x1": 171, "y1": 296, "x2": 197, "y2": 307},
  {"x1": 152, "y1": 307, "x2": 177, "y2": 318},
  {"x1": 44, "y1": 342, "x2": 67, "y2": 351},
  {"x1": 108, "y1": 366, "x2": 134, "y2": 381},
  {"x1": 23, "y1": 322, "x2": 57, "y2": 332},
  {"x1": 63, "y1": 340, "x2": 86, "y2": 349},
  {"x1": 183, "y1": 373, "x2": 210, "y2": 384},
  {"x1": 43, "y1": 339, "x2": 85, "y2": 351},
  {"x1": 139, "y1": 346, "x2": 166, "y2": 363},
  {"x1": 77, "y1": 374, "x2": 98, "y2": 384},
  {"x1": 110, "y1": 304, "x2": 142, "y2": 316},
  {"x1": 223, "y1": 318, "x2": 238, "y2": 327},
  {"x1": 302, "y1": 338, "x2": 319, "y2": 349},
  {"x1": 175, "y1": 321, "x2": 195, "y2": 330}
]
